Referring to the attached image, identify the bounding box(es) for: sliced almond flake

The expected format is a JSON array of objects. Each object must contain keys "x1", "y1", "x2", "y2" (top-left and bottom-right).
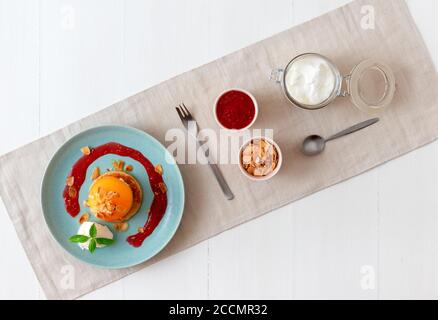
[
  {"x1": 242, "y1": 155, "x2": 252, "y2": 164},
  {"x1": 66, "y1": 176, "x2": 74, "y2": 187},
  {"x1": 114, "y1": 222, "x2": 129, "y2": 232},
  {"x1": 158, "y1": 182, "x2": 167, "y2": 194},
  {"x1": 98, "y1": 187, "x2": 106, "y2": 197},
  {"x1": 154, "y1": 164, "x2": 163, "y2": 175},
  {"x1": 112, "y1": 160, "x2": 125, "y2": 171},
  {"x1": 91, "y1": 167, "x2": 100, "y2": 180},
  {"x1": 97, "y1": 203, "x2": 106, "y2": 212},
  {"x1": 105, "y1": 202, "x2": 116, "y2": 213},
  {"x1": 138, "y1": 227, "x2": 145, "y2": 234},
  {"x1": 68, "y1": 186, "x2": 77, "y2": 198},
  {"x1": 253, "y1": 168, "x2": 264, "y2": 176},
  {"x1": 83, "y1": 200, "x2": 89, "y2": 207},
  {"x1": 79, "y1": 213, "x2": 89, "y2": 224},
  {"x1": 99, "y1": 206, "x2": 111, "y2": 215},
  {"x1": 240, "y1": 139, "x2": 279, "y2": 178},
  {"x1": 242, "y1": 146, "x2": 252, "y2": 156},
  {"x1": 80, "y1": 146, "x2": 91, "y2": 155}
]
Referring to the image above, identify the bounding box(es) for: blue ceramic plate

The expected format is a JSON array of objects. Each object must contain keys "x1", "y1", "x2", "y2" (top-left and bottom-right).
[{"x1": 41, "y1": 125, "x2": 185, "y2": 269}]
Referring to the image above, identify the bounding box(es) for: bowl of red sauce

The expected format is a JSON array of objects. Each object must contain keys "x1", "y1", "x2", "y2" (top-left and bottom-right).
[{"x1": 214, "y1": 88, "x2": 258, "y2": 131}]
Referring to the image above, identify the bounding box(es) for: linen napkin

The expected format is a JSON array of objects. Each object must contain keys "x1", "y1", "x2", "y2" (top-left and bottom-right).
[{"x1": 1, "y1": 0, "x2": 438, "y2": 299}]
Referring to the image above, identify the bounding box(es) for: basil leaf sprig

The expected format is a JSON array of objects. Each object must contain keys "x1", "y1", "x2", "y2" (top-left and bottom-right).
[{"x1": 69, "y1": 223, "x2": 114, "y2": 253}]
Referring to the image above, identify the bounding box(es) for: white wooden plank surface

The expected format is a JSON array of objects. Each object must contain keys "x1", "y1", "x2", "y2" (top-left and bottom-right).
[
  {"x1": 0, "y1": 0, "x2": 43, "y2": 300},
  {"x1": 0, "y1": 0, "x2": 40, "y2": 153},
  {"x1": 378, "y1": 144, "x2": 438, "y2": 299},
  {"x1": 0, "y1": 0, "x2": 437, "y2": 300},
  {"x1": 39, "y1": 0, "x2": 125, "y2": 135},
  {"x1": 376, "y1": 0, "x2": 438, "y2": 299},
  {"x1": 291, "y1": 171, "x2": 379, "y2": 299}
]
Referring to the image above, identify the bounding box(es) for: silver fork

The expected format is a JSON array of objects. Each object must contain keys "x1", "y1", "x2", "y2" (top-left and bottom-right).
[{"x1": 175, "y1": 103, "x2": 234, "y2": 200}]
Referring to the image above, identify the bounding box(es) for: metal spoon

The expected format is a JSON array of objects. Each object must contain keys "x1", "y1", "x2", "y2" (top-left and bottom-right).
[{"x1": 302, "y1": 118, "x2": 380, "y2": 156}]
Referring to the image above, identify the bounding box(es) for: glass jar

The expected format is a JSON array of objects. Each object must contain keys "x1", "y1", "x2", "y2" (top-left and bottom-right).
[{"x1": 270, "y1": 53, "x2": 396, "y2": 114}]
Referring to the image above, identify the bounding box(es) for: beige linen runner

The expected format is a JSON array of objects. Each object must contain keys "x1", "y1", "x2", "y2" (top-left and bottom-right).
[{"x1": 1, "y1": 0, "x2": 438, "y2": 299}]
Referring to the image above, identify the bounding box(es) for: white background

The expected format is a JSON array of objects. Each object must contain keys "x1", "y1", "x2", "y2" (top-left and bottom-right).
[{"x1": 1, "y1": 0, "x2": 438, "y2": 300}]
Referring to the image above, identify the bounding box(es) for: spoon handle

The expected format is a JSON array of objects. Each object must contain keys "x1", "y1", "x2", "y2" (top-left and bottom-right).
[{"x1": 326, "y1": 118, "x2": 379, "y2": 142}]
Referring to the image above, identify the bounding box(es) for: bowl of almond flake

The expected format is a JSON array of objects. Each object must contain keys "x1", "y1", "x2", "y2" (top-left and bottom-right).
[{"x1": 238, "y1": 137, "x2": 282, "y2": 181}]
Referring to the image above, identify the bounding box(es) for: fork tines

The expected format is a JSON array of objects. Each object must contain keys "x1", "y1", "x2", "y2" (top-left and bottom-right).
[{"x1": 175, "y1": 103, "x2": 192, "y2": 122}]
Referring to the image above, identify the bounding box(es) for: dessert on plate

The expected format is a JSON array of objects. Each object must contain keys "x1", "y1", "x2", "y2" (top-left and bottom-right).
[
  {"x1": 64, "y1": 142, "x2": 169, "y2": 253},
  {"x1": 86, "y1": 171, "x2": 143, "y2": 223}
]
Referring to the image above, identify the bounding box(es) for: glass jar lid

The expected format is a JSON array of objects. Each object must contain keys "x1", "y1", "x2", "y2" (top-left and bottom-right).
[{"x1": 347, "y1": 59, "x2": 396, "y2": 114}]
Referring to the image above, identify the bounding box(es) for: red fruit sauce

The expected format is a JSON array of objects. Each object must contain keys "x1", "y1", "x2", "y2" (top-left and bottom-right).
[
  {"x1": 216, "y1": 90, "x2": 256, "y2": 129},
  {"x1": 63, "y1": 142, "x2": 168, "y2": 248}
]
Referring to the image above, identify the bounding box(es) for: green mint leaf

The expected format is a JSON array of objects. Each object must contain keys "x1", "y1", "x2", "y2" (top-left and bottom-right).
[
  {"x1": 89, "y1": 223, "x2": 97, "y2": 238},
  {"x1": 96, "y1": 238, "x2": 114, "y2": 246},
  {"x1": 89, "y1": 238, "x2": 96, "y2": 253},
  {"x1": 69, "y1": 235, "x2": 89, "y2": 243}
]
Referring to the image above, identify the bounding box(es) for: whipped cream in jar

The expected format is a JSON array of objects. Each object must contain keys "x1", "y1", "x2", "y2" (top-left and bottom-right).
[{"x1": 271, "y1": 53, "x2": 396, "y2": 114}]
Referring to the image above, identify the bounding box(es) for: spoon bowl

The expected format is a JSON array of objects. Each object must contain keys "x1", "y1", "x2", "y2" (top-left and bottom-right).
[{"x1": 302, "y1": 135, "x2": 326, "y2": 156}]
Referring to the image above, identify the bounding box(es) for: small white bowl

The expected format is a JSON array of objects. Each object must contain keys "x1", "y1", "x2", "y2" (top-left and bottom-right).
[
  {"x1": 238, "y1": 136, "x2": 283, "y2": 181},
  {"x1": 214, "y1": 88, "x2": 259, "y2": 131}
]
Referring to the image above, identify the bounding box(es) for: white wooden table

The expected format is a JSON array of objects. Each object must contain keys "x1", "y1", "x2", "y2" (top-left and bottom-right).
[{"x1": 1, "y1": 0, "x2": 438, "y2": 300}]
